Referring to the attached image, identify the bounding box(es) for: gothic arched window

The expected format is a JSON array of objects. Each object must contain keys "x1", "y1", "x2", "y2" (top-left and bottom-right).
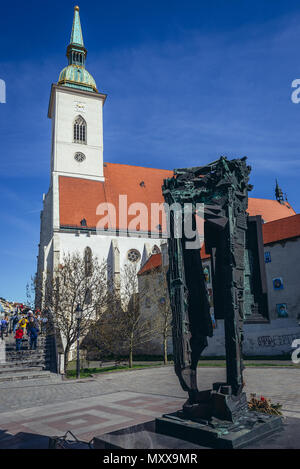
[
  {"x1": 84, "y1": 246, "x2": 92, "y2": 277},
  {"x1": 74, "y1": 115, "x2": 86, "y2": 144}
]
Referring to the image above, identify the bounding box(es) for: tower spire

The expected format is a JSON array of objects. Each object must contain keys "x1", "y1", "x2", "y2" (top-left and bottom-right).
[
  {"x1": 70, "y1": 6, "x2": 84, "y2": 47},
  {"x1": 58, "y1": 6, "x2": 98, "y2": 93},
  {"x1": 66, "y1": 6, "x2": 87, "y2": 67},
  {"x1": 275, "y1": 179, "x2": 284, "y2": 204}
]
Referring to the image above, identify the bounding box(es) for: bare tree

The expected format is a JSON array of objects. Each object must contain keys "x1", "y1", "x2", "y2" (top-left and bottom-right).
[
  {"x1": 138, "y1": 266, "x2": 172, "y2": 364},
  {"x1": 89, "y1": 263, "x2": 161, "y2": 368},
  {"x1": 26, "y1": 276, "x2": 36, "y2": 310},
  {"x1": 41, "y1": 251, "x2": 108, "y2": 372},
  {"x1": 155, "y1": 271, "x2": 172, "y2": 365}
]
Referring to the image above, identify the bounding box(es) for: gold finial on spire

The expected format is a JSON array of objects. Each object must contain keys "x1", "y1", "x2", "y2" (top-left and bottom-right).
[{"x1": 75, "y1": 5, "x2": 79, "y2": 11}]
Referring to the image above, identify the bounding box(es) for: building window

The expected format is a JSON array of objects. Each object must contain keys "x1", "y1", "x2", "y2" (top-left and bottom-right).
[
  {"x1": 264, "y1": 252, "x2": 271, "y2": 263},
  {"x1": 84, "y1": 247, "x2": 92, "y2": 277},
  {"x1": 127, "y1": 249, "x2": 141, "y2": 263},
  {"x1": 74, "y1": 115, "x2": 86, "y2": 144},
  {"x1": 276, "y1": 303, "x2": 288, "y2": 318},
  {"x1": 273, "y1": 277, "x2": 283, "y2": 290}
]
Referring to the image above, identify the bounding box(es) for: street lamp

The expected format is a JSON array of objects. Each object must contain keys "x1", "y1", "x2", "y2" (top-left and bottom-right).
[{"x1": 75, "y1": 303, "x2": 83, "y2": 379}]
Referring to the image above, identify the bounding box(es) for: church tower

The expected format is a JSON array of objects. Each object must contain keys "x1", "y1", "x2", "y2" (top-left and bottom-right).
[{"x1": 48, "y1": 5, "x2": 106, "y2": 182}]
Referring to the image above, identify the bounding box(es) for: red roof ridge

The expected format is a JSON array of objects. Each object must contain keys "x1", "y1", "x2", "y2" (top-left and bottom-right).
[
  {"x1": 263, "y1": 213, "x2": 300, "y2": 245},
  {"x1": 104, "y1": 161, "x2": 173, "y2": 173},
  {"x1": 263, "y1": 212, "x2": 299, "y2": 226}
]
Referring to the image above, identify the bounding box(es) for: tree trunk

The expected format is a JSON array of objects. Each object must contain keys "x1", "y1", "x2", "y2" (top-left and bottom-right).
[
  {"x1": 64, "y1": 347, "x2": 70, "y2": 375},
  {"x1": 129, "y1": 333, "x2": 133, "y2": 368},
  {"x1": 163, "y1": 333, "x2": 168, "y2": 365}
]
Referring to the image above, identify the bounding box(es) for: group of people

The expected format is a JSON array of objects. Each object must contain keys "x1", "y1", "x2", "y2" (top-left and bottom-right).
[{"x1": 0, "y1": 307, "x2": 48, "y2": 352}]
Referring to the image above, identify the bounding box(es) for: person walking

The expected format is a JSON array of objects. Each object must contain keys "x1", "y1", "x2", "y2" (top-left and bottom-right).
[
  {"x1": 27, "y1": 318, "x2": 39, "y2": 350},
  {"x1": 4, "y1": 315, "x2": 9, "y2": 337},
  {"x1": 1, "y1": 317, "x2": 8, "y2": 340},
  {"x1": 14, "y1": 327, "x2": 23, "y2": 351},
  {"x1": 12, "y1": 311, "x2": 20, "y2": 334},
  {"x1": 41, "y1": 314, "x2": 48, "y2": 335}
]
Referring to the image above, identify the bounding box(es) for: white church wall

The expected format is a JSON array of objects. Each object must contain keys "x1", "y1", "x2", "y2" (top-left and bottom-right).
[{"x1": 58, "y1": 231, "x2": 164, "y2": 274}]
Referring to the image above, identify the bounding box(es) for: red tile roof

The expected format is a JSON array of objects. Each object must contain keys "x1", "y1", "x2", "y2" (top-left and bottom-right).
[
  {"x1": 138, "y1": 253, "x2": 162, "y2": 275},
  {"x1": 263, "y1": 214, "x2": 300, "y2": 245},
  {"x1": 247, "y1": 197, "x2": 295, "y2": 223},
  {"x1": 59, "y1": 162, "x2": 296, "y2": 231}
]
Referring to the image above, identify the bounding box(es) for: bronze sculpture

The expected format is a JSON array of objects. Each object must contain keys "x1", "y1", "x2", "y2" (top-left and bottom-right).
[{"x1": 156, "y1": 157, "x2": 282, "y2": 447}]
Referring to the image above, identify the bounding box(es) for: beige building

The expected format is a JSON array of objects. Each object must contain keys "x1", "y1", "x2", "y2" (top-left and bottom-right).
[{"x1": 139, "y1": 214, "x2": 300, "y2": 357}]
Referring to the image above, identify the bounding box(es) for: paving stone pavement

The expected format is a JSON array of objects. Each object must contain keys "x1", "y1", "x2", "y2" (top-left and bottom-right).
[{"x1": 0, "y1": 366, "x2": 299, "y2": 448}]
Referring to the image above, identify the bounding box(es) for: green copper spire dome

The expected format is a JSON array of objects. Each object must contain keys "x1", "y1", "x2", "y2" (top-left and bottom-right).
[{"x1": 58, "y1": 6, "x2": 98, "y2": 93}]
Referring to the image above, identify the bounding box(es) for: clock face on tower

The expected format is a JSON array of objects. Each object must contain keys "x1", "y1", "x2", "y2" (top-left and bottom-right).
[
  {"x1": 74, "y1": 101, "x2": 86, "y2": 113},
  {"x1": 74, "y1": 152, "x2": 86, "y2": 162}
]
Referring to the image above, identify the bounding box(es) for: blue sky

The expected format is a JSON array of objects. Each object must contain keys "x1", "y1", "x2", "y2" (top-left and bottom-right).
[{"x1": 0, "y1": 0, "x2": 300, "y2": 302}]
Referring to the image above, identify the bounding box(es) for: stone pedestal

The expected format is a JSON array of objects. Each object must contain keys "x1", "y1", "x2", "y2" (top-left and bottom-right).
[
  {"x1": 0, "y1": 339, "x2": 6, "y2": 363},
  {"x1": 155, "y1": 411, "x2": 283, "y2": 449},
  {"x1": 156, "y1": 383, "x2": 284, "y2": 449},
  {"x1": 92, "y1": 416, "x2": 298, "y2": 449}
]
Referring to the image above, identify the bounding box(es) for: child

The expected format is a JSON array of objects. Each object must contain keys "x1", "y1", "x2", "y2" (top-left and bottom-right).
[
  {"x1": 15, "y1": 327, "x2": 23, "y2": 351},
  {"x1": 18, "y1": 316, "x2": 28, "y2": 336}
]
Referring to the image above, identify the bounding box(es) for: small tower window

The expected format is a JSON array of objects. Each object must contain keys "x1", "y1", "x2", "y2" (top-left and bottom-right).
[{"x1": 74, "y1": 115, "x2": 86, "y2": 144}]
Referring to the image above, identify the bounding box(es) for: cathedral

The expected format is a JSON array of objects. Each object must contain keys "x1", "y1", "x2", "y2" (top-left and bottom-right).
[{"x1": 36, "y1": 6, "x2": 295, "y2": 308}]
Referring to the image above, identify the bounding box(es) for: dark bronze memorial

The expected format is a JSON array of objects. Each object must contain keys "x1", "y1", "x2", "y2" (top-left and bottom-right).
[
  {"x1": 155, "y1": 156, "x2": 283, "y2": 448},
  {"x1": 93, "y1": 156, "x2": 287, "y2": 450}
]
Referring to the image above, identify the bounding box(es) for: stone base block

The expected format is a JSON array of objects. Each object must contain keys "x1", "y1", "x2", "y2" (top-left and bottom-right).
[{"x1": 155, "y1": 411, "x2": 283, "y2": 449}]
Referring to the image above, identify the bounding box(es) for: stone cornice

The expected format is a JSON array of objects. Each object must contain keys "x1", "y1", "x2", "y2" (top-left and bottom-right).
[{"x1": 48, "y1": 84, "x2": 107, "y2": 118}]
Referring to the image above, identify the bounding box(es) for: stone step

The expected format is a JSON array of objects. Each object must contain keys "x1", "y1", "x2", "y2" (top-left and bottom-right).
[
  {"x1": 5, "y1": 362, "x2": 47, "y2": 369},
  {"x1": 5, "y1": 337, "x2": 46, "y2": 344},
  {"x1": 2, "y1": 333, "x2": 56, "y2": 374},
  {"x1": 5, "y1": 347, "x2": 46, "y2": 353},
  {"x1": 5, "y1": 361, "x2": 48, "y2": 368},
  {"x1": 5, "y1": 358, "x2": 48, "y2": 366},
  {"x1": 5, "y1": 346, "x2": 48, "y2": 353},
  {"x1": 0, "y1": 365, "x2": 44, "y2": 374},
  {"x1": 0, "y1": 372, "x2": 62, "y2": 388},
  {"x1": 0, "y1": 362, "x2": 44, "y2": 369},
  {"x1": 4, "y1": 352, "x2": 47, "y2": 359},
  {"x1": 0, "y1": 370, "x2": 52, "y2": 383}
]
